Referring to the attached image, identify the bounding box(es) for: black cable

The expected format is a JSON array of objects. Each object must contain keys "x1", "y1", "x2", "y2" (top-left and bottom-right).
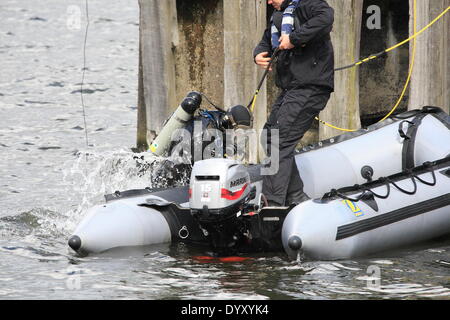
[
  {"x1": 80, "y1": 0, "x2": 90, "y2": 147},
  {"x1": 247, "y1": 48, "x2": 280, "y2": 110},
  {"x1": 334, "y1": 50, "x2": 387, "y2": 72},
  {"x1": 199, "y1": 92, "x2": 225, "y2": 112}
]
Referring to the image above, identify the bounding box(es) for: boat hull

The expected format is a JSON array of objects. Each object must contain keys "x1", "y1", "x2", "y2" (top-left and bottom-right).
[
  {"x1": 71, "y1": 196, "x2": 172, "y2": 254},
  {"x1": 282, "y1": 159, "x2": 450, "y2": 260},
  {"x1": 68, "y1": 108, "x2": 450, "y2": 258}
]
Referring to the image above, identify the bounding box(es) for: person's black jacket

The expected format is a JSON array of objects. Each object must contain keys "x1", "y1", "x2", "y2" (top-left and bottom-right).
[{"x1": 254, "y1": 0, "x2": 335, "y2": 91}]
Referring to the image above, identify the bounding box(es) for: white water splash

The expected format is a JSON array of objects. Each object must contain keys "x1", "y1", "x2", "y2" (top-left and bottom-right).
[{"x1": 60, "y1": 148, "x2": 191, "y2": 231}]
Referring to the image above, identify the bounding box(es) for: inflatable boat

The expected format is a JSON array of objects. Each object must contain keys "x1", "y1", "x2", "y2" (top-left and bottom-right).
[{"x1": 68, "y1": 106, "x2": 450, "y2": 260}]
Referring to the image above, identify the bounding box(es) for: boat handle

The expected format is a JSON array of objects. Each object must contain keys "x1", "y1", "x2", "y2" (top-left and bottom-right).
[{"x1": 398, "y1": 120, "x2": 415, "y2": 140}]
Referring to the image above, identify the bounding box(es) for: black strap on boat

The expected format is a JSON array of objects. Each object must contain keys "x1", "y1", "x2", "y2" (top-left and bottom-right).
[
  {"x1": 391, "y1": 106, "x2": 440, "y2": 120},
  {"x1": 400, "y1": 113, "x2": 428, "y2": 171},
  {"x1": 398, "y1": 120, "x2": 415, "y2": 140},
  {"x1": 398, "y1": 106, "x2": 450, "y2": 171}
]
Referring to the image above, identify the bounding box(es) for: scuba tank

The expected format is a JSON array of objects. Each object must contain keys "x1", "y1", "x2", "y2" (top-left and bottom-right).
[{"x1": 149, "y1": 91, "x2": 203, "y2": 156}]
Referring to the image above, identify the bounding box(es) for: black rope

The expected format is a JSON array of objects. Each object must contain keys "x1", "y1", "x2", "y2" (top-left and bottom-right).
[
  {"x1": 389, "y1": 177, "x2": 418, "y2": 196},
  {"x1": 413, "y1": 163, "x2": 437, "y2": 186},
  {"x1": 414, "y1": 173, "x2": 437, "y2": 186},
  {"x1": 363, "y1": 180, "x2": 391, "y2": 199},
  {"x1": 324, "y1": 162, "x2": 441, "y2": 203}
]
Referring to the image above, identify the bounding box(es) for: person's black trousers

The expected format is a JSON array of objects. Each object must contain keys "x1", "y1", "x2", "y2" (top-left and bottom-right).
[{"x1": 262, "y1": 85, "x2": 331, "y2": 206}]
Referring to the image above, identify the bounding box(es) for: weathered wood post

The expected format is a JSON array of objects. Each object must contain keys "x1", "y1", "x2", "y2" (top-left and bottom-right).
[
  {"x1": 319, "y1": 0, "x2": 364, "y2": 140},
  {"x1": 408, "y1": 0, "x2": 450, "y2": 112},
  {"x1": 137, "y1": 0, "x2": 179, "y2": 151},
  {"x1": 174, "y1": 0, "x2": 224, "y2": 105},
  {"x1": 223, "y1": 0, "x2": 267, "y2": 163}
]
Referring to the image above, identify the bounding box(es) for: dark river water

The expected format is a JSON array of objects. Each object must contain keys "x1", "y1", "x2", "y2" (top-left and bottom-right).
[{"x1": 0, "y1": 0, "x2": 449, "y2": 300}]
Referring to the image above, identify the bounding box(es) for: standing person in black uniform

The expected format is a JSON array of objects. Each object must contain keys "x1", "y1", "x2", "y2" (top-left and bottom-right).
[{"x1": 254, "y1": 0, "x2": 335, "y2": 207}]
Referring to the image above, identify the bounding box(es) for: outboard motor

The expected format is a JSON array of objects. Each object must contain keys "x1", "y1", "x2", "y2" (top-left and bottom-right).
[{"x1": 189, "y1": 159, "x2": 255, "y2": 255}]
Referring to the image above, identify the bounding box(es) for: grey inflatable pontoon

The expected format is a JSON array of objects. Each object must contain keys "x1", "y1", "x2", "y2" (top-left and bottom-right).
[
  {"x1": 283, "y1": 158, "x2": 450, "y2": 260},
  {"x1": 69, "y1": 107, "x2": 450, "y2": 260}
]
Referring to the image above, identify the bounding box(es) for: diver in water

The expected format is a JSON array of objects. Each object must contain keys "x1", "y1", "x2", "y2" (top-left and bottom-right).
[{"x1": 254, "y1": 0, "x2": 335, "y2": 207}]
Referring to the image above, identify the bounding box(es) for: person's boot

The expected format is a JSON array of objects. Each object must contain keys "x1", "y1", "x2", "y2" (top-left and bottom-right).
[
  {"x1": 266, "y1": 199, "x2": 284, "y2": 208},
  {"x1": 285, "y1": 190, "x2": 310, "y2": 206}
]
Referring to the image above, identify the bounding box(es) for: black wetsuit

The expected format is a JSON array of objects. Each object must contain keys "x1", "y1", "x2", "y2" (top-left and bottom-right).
[{"x1": 254, "y1": 0, "x2": 335, "y2": 206}]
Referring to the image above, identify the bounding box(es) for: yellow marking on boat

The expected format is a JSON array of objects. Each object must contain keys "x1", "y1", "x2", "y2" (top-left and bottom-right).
[{"x1": 343, "y1": 200, "x2": 364, "y2": 217}]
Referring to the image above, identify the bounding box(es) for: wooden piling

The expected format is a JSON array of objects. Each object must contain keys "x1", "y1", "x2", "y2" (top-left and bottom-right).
[
  {"x1": 137, "y1": 0, "x2": 448, "y2": 155},
  {"x1": 223, "y1": 0, "x2": 267, "y2": 163},
  {"x1": 174, "y1": 0, "x2": 224, "y2": 106},
  {"x1": 318, "y1": 0, "x2": 364, "y2": 140},
  {"x1": 408, "y1": 0, "x2": 450, "y2": 112},
  {"x1": 137, "y1": 0, "x2": 178, "y2": 150}
]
